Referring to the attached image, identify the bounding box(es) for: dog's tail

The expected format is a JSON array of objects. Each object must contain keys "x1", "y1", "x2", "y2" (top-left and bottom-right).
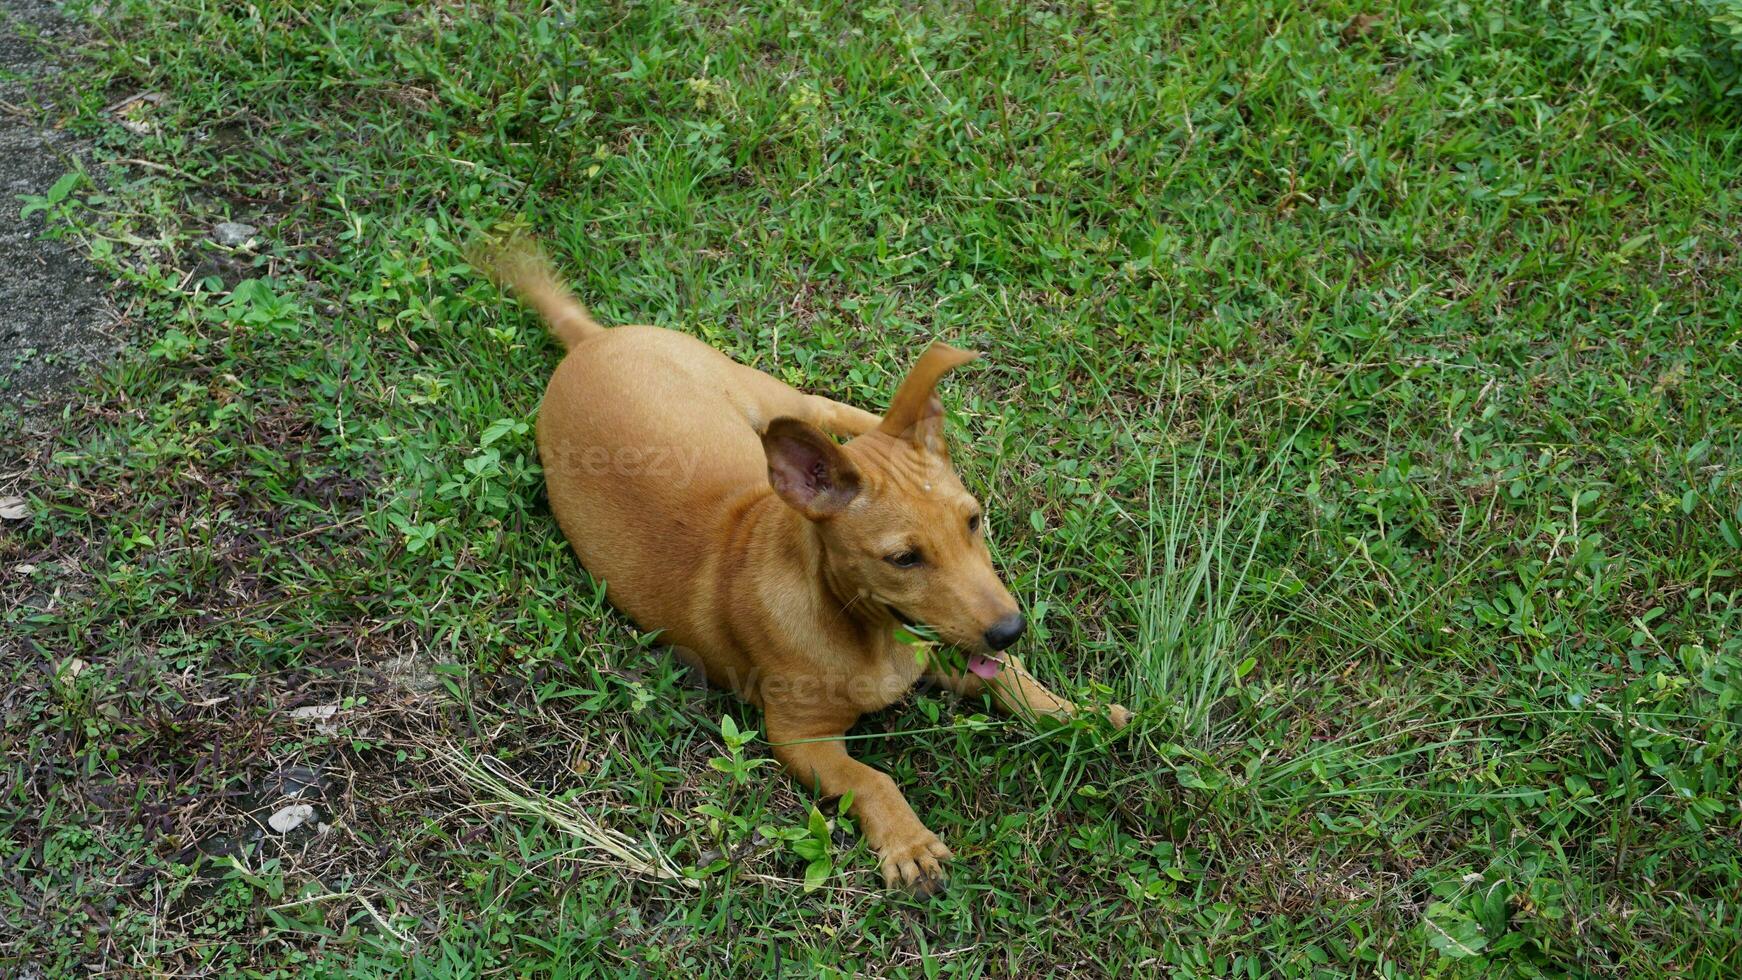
[{"x1": 469, "y1": 234, "x2": 604, "y2": 350}]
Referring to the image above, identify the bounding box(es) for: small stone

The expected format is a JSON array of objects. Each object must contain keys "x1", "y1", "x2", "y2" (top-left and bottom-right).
[
  {"x1": 267, "y1": 803, "x2": 316, "y2": 833},
  {"x1": 213, "y1": 222, "x2": 258, "y2": 247}
]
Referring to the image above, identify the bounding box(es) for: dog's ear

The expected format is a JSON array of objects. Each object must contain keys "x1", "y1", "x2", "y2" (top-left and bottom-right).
[
  {"x1": 762, "y1": 417, "x2": 862, "y2": 519},
  {"x1": 877, "y1": 341, "x2": 980, "y2": 455}
]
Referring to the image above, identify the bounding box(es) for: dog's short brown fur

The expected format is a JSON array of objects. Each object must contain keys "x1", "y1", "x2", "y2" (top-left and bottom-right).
[{"x1": 481, "y1": 239, "x2": 1128, "y2": 894}]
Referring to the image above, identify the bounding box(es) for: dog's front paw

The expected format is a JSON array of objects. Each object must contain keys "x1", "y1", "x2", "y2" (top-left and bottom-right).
[
  {"x1": 1107, "y1": 703, "x2": 1132, "y2": 729},
  {"x1": 878, "y1": 832, "x2": 953, "y2": 898}
]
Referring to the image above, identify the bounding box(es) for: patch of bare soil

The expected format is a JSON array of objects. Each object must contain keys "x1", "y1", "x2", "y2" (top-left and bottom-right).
[{"x1": 0, "y1": 0, "x2": 113, "y2": 409}]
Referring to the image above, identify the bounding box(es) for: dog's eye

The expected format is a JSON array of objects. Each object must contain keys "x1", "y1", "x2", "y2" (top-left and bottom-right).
[
  {"x1": 885, "y1": 550, "x2": 923, "y2": 569},
  {"x1": 967, "y1": 513, "x2": 981, "y2": 534}
]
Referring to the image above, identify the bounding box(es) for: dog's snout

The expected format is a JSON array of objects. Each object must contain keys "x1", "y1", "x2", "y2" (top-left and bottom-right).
[{"x1": 983, "y1": 613, "x2": 1025, "y2": 651}]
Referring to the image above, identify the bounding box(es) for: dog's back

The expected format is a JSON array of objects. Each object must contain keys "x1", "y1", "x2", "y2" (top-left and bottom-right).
[{"x1": 479, "y1": 241, "x2": 835, "y2": 684}]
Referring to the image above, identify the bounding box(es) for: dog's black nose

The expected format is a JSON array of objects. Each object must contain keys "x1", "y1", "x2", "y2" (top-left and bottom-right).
[{"x1": 983, "y1": 614, "x2": 1025, "y2": 651}]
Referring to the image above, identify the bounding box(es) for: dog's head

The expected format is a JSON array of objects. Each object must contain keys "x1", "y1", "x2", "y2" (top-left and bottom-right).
[{"x1": 760, "y1": 342, "x2": 1023, "y2": 665}]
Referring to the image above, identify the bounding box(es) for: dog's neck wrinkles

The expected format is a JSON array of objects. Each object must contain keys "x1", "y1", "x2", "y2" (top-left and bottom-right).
[
  {"x1": 812, "y1": 521, "x2": 896, "y2": 640},
  {"x1": 753, "y1": 493, "x2": 898, "y2": 664},
  {"x1": 742, "y1": 488, "x2": 885, "y2": 638}
]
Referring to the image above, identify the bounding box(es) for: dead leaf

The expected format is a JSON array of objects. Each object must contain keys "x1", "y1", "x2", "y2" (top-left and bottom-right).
[
  {"x1": 1341, "y1": 14, "x2": 1383, "y2": 43},
  {"x1": 56, "y1": 658, "x2": 87, "y2": 685},
  {"x1": 290, "y1": 703, "x2": 340, "y2": 733},
  {"x1": 108, "y1": 92, "x2": 164, "y2": 136},
  {"x1": 0, "y1": 497, "x2": 28, "y2": 521}
]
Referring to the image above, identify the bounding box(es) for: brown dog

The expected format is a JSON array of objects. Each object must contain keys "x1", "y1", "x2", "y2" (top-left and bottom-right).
[{"x1": 480, "y1": 239, "x2": 1128, "y2": 894}]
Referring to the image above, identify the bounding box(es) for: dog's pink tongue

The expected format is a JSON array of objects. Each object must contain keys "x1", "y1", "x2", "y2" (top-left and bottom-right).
[{"x1": 967, "y1": 653, "x2": 1002, "y2": 679}]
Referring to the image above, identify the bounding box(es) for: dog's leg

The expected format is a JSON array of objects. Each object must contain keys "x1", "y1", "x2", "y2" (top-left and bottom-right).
[
  {"x1": 929, "y1": 655, "x2": 1132, "y2": 729},
  {"x1": 806, "y1": 395, "x2": 881, "y2": 438},
  {"x1": 744, "y1": 376, "x2": 880, "y2": 438},
  {"x1": 766, "y1": 716, "x2": 952, "y2": 894}
]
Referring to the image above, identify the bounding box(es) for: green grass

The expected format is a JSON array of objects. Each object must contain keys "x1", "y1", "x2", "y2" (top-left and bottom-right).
[{"x1": 3, "y1": 0, "x2": 1741, "y2": 975}]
